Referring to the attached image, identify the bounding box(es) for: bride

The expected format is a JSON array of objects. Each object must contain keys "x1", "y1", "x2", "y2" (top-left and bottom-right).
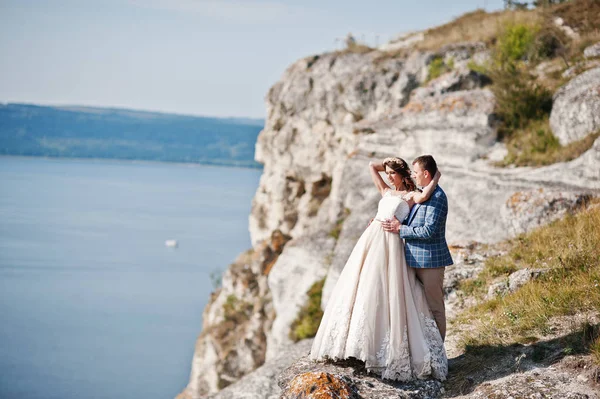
[{"x1": 309, "y1": 157, "x2": 448, "y2": 381}]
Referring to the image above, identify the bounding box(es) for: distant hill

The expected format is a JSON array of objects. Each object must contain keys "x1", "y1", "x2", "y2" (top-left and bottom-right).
[{"x1": 0, "y1": 103, "x2": 264, "y2": 168}]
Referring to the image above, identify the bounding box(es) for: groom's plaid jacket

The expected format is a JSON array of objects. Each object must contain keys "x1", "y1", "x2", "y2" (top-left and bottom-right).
[{"x1": 400, "y1": 186, "x2": 453, "y2": 268}]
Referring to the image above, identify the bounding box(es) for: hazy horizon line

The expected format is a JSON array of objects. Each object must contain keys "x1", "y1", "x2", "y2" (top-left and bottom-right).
[{"x1": 0, "y1": 100, "x2": 266, "y2": 122}]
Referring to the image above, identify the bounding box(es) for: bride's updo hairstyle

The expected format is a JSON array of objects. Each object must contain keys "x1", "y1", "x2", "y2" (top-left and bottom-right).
[{"x1": 383, "y1": 157, "x2": 418, "y2": 192}]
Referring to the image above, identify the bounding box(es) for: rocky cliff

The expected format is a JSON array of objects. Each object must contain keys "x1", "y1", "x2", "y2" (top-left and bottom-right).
[{"x1": 178, "y1": 13, "x2": 600, "y2": 399}]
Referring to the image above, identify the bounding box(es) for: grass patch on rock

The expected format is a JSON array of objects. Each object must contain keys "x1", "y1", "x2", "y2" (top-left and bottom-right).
[
  {"x1": 448, "y1": 202, "x2": 600, "y2": 395},
  {"x1": 427, "y1": 56, "x2": 454, "y2": 81},
  {"x1": 329, "y1": 208, "x2": 351, "y2": 240},
  {"x1": 416, "y1": 9, "x2": 539, "y2": 51},
  {"x1": 457, "y1": 201, "x2": 600, "y2": 348},
  {"x1": 499, "y1": 120, "x2": 600, "y2": 167},
  {"x1": 289, "y1": 278, "x2": 326, "y2": 342}
]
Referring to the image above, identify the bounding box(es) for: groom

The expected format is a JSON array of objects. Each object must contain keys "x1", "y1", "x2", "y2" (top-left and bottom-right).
[{"x1": 382, "y1": 155, "x2": 453, "y2": 340}]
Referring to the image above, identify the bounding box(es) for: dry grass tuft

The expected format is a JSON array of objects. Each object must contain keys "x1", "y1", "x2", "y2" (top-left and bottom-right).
[
  {"x1": 414, "y1": 0, "x2": 599, "y2": 53},
  {"x1": 500, "y1": 120, "x2": 600, "y2": 167},
  {"x1": 552, "y1": 0, "x2": 600, "y2": 35},
  {"x1": 415, "y1": 9, "x2": 540, "y2": 51}
]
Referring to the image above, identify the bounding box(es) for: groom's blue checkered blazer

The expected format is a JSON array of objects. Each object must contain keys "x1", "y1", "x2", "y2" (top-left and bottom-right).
[{"x1": 400, "y1": 186, "x2": 453, "y2": 269}]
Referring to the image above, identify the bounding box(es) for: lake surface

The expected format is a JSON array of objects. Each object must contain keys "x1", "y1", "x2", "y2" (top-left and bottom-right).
[{"x1": 0, "y1": 157, "x2": 262, "y2": 399}]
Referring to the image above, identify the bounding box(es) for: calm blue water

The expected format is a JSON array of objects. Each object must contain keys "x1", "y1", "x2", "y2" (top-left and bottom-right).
[{"x1": 0, "y1": 157, "x2": 262, "y2": 399}]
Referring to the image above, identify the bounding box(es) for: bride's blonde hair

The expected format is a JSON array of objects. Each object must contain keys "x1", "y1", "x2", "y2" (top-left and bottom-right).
[{"x1": 383, "y1": 157, "x2": 417, "y2": 192}]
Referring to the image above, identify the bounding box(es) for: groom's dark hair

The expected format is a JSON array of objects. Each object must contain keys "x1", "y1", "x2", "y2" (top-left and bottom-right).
[{"x1": 413, "y1": 155, "x2": 437, "y2": 177}]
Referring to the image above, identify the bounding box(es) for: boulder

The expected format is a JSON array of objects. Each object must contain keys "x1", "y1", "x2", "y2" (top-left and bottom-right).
[
  {"x1": 550, "y1": 67, "x2": 600, "y2": 146},
  {"x1": 486, "y1": 280, "x2": 509, "y2": 299},
  {"x1": 584, "y1": 42, "x2": 600, "y2": 59},
  {"x1": 278, "y1": 356, "x2": 443, "y2": 399},
  {"x1": 280, "y1": 372, "x2": 360, "y2": 399},
  {"x1": 502, "y1": 189, "x2": 591, "y2": 236},
  {"x1": 508, "y1": 268, "x2": 549, "y2": 293}
]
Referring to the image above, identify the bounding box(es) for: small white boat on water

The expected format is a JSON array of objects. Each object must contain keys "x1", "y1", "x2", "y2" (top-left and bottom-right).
[{"x1": 165, "y1": 239, "x2": 178, "y2": 248}]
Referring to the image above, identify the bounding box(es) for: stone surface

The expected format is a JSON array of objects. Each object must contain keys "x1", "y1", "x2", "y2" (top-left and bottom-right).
[
  {"x1": 562, "y1": 60, "x2": 600, "y2": 78},
  {"x1": 454, "y1": 366, "x2": 599, "y2": 399},
  {"x1": 278, "y1": 356, "x2": 443, "y2": 399},
  {"x1": 280, "y1": 372, "x2": 361, "y2": 399},
  {"x1": 356, "y1": 89, "x2": 497, "y2": 166},
  {"x1": 208, "y1": 339, "x2": 313, "y2": 399},
  {"x1": 553, "y1": 17, "x2": 580, "y2": 40},
  {"x1": 411, "y1": 68, "x2": 492, "y2": 100},
  {"x1": 501, "y1": 189, "x2": 591, "y2": 236},
  {"x1": 550, "y1": 67, "x2": 600, "y2": 146},
  {"x1": 486, "y1": 280, "x2": 509, "y2": 300},
  {"x1": 266, "y1": 234, "x2": 336, "y2": 361},
  {"x1": 508, "y1": 268, "x2": 549, "y2": 293},
  {"x1": 584, "y1": 42, "x2": 600, "y2": 59}
]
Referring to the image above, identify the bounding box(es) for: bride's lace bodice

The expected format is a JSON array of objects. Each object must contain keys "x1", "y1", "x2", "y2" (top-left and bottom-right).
[{"x1": 374, "y1": 190, "x2": 410, "y2": 222}]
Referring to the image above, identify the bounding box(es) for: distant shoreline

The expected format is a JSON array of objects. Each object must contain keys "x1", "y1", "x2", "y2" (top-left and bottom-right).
[{"x1": 0, "y1": 154, "x2": 264, "y2": 171}]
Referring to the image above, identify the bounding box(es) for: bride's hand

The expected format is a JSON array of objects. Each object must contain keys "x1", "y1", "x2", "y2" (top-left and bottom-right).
[
  {"x1": 367, "y1": 218, "x2": 374, "y2": 227},
  {"x1": 434, "y1": 170, "x2": 441, "y2": 181}
]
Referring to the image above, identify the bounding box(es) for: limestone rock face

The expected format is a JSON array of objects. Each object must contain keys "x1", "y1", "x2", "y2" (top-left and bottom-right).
[
  {"x1": 249, "y1": 44, "x2": 491, "y2": 247},
  {"x1": 249, "y1": 50, "x2": 422, "y2": 247},
  {"x1": 266, "y1": 233, "x2": 336, "y2": 361},
  {"x1": 411, "y1": 68, "x2": 491, "y2": 101},
  {"x1": 207, "y1": 340, "x2": 313, "y2": 399},
  {"x1": 355, "y1": 89, "x2": 497, "y2": 166},
  {"x1": 178, "y1": 232, "x2": 290, "y2": 398},
  {"x1": 501, "y1": 189, "x2": 591, "y2": 236},
  {"x1": 550, "y1": 67, "x2": 600, "y2": 146}
]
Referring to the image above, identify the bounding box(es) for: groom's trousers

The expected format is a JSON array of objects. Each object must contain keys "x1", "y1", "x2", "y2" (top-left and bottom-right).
[{"x1": 414, "y1": 267, "x2": 446, "y2": 341}]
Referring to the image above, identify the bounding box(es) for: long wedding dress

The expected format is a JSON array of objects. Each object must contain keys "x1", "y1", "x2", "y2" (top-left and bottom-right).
[{"x1": 309, "y1": 190, "x2": 448, "y2": 381}]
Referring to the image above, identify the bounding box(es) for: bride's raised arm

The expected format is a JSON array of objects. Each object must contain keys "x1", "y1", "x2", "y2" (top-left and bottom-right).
[
  {"x1": 409, "y1": 170, "x2": 441, "y2": 204},
  {"x1": 369, "y1": 160, "x2": 389, "y2": 196}
]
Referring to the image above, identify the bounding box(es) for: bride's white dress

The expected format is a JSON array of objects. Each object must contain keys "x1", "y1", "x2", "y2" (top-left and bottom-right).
[{"x1": 309, "y1": 190, "x2": 448, "y2": 381}]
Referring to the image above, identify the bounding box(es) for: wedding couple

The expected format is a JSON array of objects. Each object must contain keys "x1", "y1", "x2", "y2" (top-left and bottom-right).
[{"x1": 309, "y1": 155, "x2": 452, "y2": 381}]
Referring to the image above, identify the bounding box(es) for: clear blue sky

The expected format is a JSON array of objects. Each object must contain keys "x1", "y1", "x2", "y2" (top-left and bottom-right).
[{"x1": 0, "y1": 0, "x2": 504, "y2": 118}]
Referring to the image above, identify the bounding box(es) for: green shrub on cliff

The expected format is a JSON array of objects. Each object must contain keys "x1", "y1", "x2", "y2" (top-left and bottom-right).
[
  {"x1": 329, "y1": 208, "x2": 351, "y2": 240},
  {"x1": 427, "y1": 56, "x2": 454, "y2": 81},
  {"x1": 490, "y1": 62, "x2": 553, "y2": 134},
  {"x1": 496, "y1": 23, "x2": 538, "y2": 64},
  {"x1": 428, "y1": 57, "x2": 446, "y2": 80},
  {"x1": 483, "y1": 12, "x2": 599, "y2": 167},
  {"x1": 289, "y1": 278, "x2": 326, "y2": 342}
]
